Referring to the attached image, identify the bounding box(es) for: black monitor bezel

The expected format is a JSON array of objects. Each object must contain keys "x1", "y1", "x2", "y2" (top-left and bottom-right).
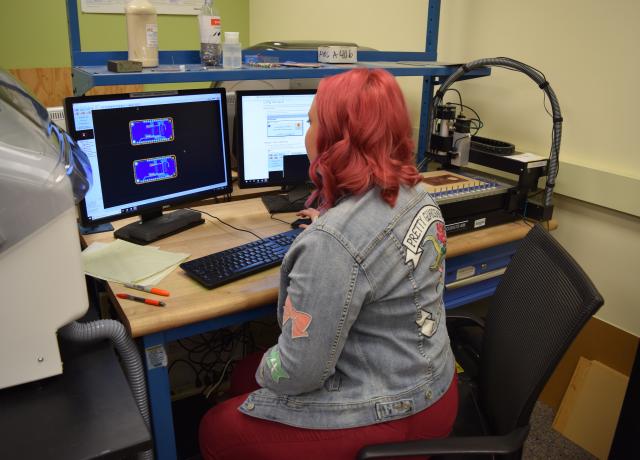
[
  {"x1": 64, "y1": 88, "x2": 233, "y2": 228},
  {"x1": 235, "y1": 89, "x2": 316, "y2": 189}
]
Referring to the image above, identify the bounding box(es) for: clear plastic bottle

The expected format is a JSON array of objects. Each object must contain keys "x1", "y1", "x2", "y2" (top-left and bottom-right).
[
  {"x1": 222, "y1": 32, "x2": 242, "y2": 69},
  {"x1": 125, "y1": 0, "x2": 158, "y2": 67},
  {"x1": 198, "y1": 0, "x2": 222, "y2": 66}
]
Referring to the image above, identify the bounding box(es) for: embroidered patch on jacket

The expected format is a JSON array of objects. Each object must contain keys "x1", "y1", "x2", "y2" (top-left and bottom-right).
[
  {"x1": 283, "y1": 295, "x2": 312, "y2": 339},
  {"x1": 416, "y1": 310, "x2": 437, "y2": 337},
  {"x1": 402, "y1": 205, "x2": 446, "y2": 270},
  {"x1": 266, "y1": 347, "x2": 290, "y2": 382}
]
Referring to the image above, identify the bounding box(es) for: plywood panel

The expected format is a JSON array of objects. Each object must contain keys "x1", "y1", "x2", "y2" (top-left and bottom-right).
[{"x1": 8, "y1": 67, "x2": 143, "y2": 108}]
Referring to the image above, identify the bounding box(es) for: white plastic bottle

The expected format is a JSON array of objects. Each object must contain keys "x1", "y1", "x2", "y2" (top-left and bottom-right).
[
  {"x1": 198, "y1": 0, "x2": 222, "y2": 66},
  {"x1": 222, "y1": 32, "x2": 242, "y2": 69},
  {"x1": 125, "y1": 0, "x2": 158, "y2": 67}
]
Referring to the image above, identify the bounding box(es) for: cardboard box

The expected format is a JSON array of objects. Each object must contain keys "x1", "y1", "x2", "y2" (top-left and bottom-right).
[{"x1": 552, "y1": 357, "x2": 629, "y2": 459}]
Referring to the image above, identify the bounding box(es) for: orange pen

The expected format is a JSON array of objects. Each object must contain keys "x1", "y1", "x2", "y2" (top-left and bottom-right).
[
  {"x1": 124, "y1": 283, "x2": 170, "y2": 297},
  {"x1": 117, "y1": 293, "x2": 166, "y2": 307}
]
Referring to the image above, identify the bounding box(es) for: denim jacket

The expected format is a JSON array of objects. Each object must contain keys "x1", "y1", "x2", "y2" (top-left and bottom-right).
[{"x1": 239, "y1": 184, "x2": 455, "y2": 429}]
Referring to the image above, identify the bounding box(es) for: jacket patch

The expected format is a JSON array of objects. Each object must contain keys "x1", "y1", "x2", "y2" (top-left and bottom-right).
[
  {"x1": 283, "y1": 295, "x2": 312, "y2": 339},
  {"x1": 416, "y1": 310, "x2": 437, "y2": 337},
  {"x1": 266, "y1": 346, "x2": 290, "y2": 383},
  {"x1": 402, "y1": 205, "x2": 445, "y2": 270},
  {"x1": 375, "y1": 399, "x2": 414, "y2": 421}
]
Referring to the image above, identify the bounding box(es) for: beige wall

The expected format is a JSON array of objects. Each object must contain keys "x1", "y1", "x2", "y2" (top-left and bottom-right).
[
  {"x1": 249, "y1": 0, "x2": 429, "y2": 128},
  {"x1": 250, "y1": 0, "x2": 640, "y2": 336}
]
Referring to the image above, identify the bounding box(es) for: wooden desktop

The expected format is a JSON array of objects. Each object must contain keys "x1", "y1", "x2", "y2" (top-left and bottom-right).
[
  {"x1": 82, "y1": 195, "x2": 556, "y2": 460},
  {"x1": 83, "y1": 197, "x2": 554, "y2": 338}
]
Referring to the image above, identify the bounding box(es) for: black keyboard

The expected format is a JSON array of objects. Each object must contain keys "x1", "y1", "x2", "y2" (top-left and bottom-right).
[{"x1": 180, "y1": 228, "x2": 303, "y2": 289}]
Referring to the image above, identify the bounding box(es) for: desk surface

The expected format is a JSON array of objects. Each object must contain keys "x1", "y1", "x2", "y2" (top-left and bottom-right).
[{"x1": 83, "y1": 197, "x2": 556, "y2": 338}]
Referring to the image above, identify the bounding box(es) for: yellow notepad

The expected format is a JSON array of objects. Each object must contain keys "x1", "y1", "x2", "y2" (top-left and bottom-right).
[{"x1": 82, "y1": 240, "x2": 189, "y2": 285}]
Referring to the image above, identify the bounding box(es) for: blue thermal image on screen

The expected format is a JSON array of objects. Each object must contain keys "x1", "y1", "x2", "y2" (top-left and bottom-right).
[
  {"x1": 130, "y1": 117, "x2": 175, "y2": 145},
  {"x1": 133, "y1": 155, "x2": 178, "y2": 184}
]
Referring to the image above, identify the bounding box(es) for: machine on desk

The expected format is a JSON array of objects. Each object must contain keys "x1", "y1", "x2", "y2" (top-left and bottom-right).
[
  {"x1": 424, "y1": 57, "x2": 562, "y2": 235},
  {"x1": 423, "y1": 146, "x2": 549, "y2": 235}
]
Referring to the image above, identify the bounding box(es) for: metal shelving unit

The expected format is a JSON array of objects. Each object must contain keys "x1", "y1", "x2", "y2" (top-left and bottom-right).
[{"x1": 65, "y1": 0, "x2": 489, "y2": 163}]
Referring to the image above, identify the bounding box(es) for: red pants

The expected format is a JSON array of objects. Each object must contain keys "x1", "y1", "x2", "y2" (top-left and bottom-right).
[{"x1": 199, "y1": 353, "x2": 458, "y2": 460}]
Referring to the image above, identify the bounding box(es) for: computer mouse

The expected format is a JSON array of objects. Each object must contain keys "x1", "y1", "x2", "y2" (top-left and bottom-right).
[{"x1": 291, "y1": 217, "x2": 313, "y2": 229}]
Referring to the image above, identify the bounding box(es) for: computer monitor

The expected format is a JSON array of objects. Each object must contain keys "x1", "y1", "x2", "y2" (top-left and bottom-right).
[
  {"x1": 64, "y1": 88, "x2": 232, "y2": 244},
  {"x1": 235, "y1": 89, "x2": 315, "y2": 213}
]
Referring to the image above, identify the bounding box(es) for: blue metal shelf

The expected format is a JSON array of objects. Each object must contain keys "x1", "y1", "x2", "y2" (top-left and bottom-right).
[{"x1": 72, "y1": 58, "x2": 489, "y2": 95}]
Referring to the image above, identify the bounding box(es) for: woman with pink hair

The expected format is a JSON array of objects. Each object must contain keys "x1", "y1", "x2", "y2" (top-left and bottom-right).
[{"x1": 200, "y1": 69, "x2": 457, "y2": 459}]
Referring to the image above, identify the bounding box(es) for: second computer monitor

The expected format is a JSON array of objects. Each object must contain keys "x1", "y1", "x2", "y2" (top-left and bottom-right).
[{"x1": 236, "y1": 89, "x2": 315, "y2": 189}]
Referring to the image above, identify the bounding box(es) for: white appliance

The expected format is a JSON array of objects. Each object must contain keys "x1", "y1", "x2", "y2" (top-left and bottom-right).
[{"x1": 0, "y1": 70, "x2": 92, "y2": 389}]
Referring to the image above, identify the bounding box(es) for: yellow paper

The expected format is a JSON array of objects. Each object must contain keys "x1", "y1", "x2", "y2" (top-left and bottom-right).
[{"x1": 83, "y1": 240, "x2": 189, "y2": 285}]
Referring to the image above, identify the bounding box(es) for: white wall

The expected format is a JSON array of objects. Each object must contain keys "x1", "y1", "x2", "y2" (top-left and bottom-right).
[{"x1": 250, "y1": 0, "x2": 640, "y2": 336}]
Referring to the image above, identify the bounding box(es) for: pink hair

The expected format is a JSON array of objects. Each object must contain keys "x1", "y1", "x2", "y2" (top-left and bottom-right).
[{"x1": 307, "y1": 68, "x2": 422, "y2": 210}]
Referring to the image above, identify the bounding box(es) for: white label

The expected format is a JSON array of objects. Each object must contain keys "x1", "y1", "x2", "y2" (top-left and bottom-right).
[
  {"x1": 446, "y1": 220, "x2": 467, "y2": 232},
  {"x1": 402, "y1": 205, "x2": 444, "y2": 269},
  {"x1": 505, "y1": 152, "x2": 546, "y2": 163},
  {"x1": 456, "y1": 266, "x2": 476, "y2": 280},
  {"x1": 474, "y1": 217, "x2": 486, "y2": 229},
  {"x1": 318, "y1": 46, "x2": 358, "y2": 63},
  {"x1": 145, "y1": 344, "x2": 167, "y2": 369},
  {"x1": 527, "y1": 160, "x2": 548, "y2": 169},
  {"x1": 146, "y1": 23, "x2": 158, "y2": 47},
  {"x1": 199, "y1": 15, "x2": 221, "y2": 43}
]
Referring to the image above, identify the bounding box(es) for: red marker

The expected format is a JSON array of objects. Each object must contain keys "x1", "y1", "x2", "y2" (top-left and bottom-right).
[{"x1": 116, "y1": 293, "x2": 166, "y2": 307}]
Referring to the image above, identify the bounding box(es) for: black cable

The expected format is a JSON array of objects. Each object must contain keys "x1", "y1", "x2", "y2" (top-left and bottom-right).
[
  {"x1": 269, "y1": 214, "x2": 292, "y2": 225},
  {"x1": 168, "y1": 358, "x2": 200, "y2": 375},
  {"x1": 187, "y1": 207, "x2": 264, "y2": 241},
  {"x1": 444, "y1": 102, "x2": 483, "y2": 127},
  {"x1": 445, "y1": 88, "x2": 463, "y2": 112},
  {"x1": 542, "y1": 92, "x2": 553, "y2": 118},
  {"x1": 168, "y1": 358, "x2": 203, "y2": 386}
]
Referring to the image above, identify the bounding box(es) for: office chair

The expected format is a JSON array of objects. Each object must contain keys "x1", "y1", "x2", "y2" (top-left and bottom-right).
[{"x1": 358, "y1": 224, "x2": 604, "y2": 459}]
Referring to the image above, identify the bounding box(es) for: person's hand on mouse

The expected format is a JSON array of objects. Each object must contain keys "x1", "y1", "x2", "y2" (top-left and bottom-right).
[{"x1": 297, "y1": 208, "x2": 320, "y2": 228}]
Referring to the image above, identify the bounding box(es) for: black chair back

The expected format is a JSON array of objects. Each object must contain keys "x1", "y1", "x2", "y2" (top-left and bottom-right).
[{"x1": 479, "y1": 224, "x2": 604, "y2": 436}]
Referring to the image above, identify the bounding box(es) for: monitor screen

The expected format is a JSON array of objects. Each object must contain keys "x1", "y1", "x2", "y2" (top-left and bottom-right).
[
  {"x1": 236, "y1": 89, "x2": 315, "y2": 189},
  {"x1": 64, "y1": 88, "x2": 232, "y2": 232}
]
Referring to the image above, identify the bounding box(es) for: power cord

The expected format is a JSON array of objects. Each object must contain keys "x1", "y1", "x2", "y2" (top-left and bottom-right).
[
  {"x1": 269, "y1": 213, "x2": 292, "y2": 225},
  {"x1": 187, "y1": 207, "x2": 265, "y2": 241}
]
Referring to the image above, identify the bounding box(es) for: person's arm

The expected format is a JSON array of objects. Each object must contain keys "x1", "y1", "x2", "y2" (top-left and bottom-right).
[{"x1": 255, "y1": 229, "x2": 371, "y2": 395}]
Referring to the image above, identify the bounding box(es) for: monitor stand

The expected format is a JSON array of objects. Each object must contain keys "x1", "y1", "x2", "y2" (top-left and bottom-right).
[
  {"x1": 114, "y1": 208, "x2": 204, "y2": 245},
  {"x1": 78, "y1": 222, "x2": 114, "y2": 235},
  {"x1": 261, "y1": 184, "x2": 312, "y2": 214}
]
